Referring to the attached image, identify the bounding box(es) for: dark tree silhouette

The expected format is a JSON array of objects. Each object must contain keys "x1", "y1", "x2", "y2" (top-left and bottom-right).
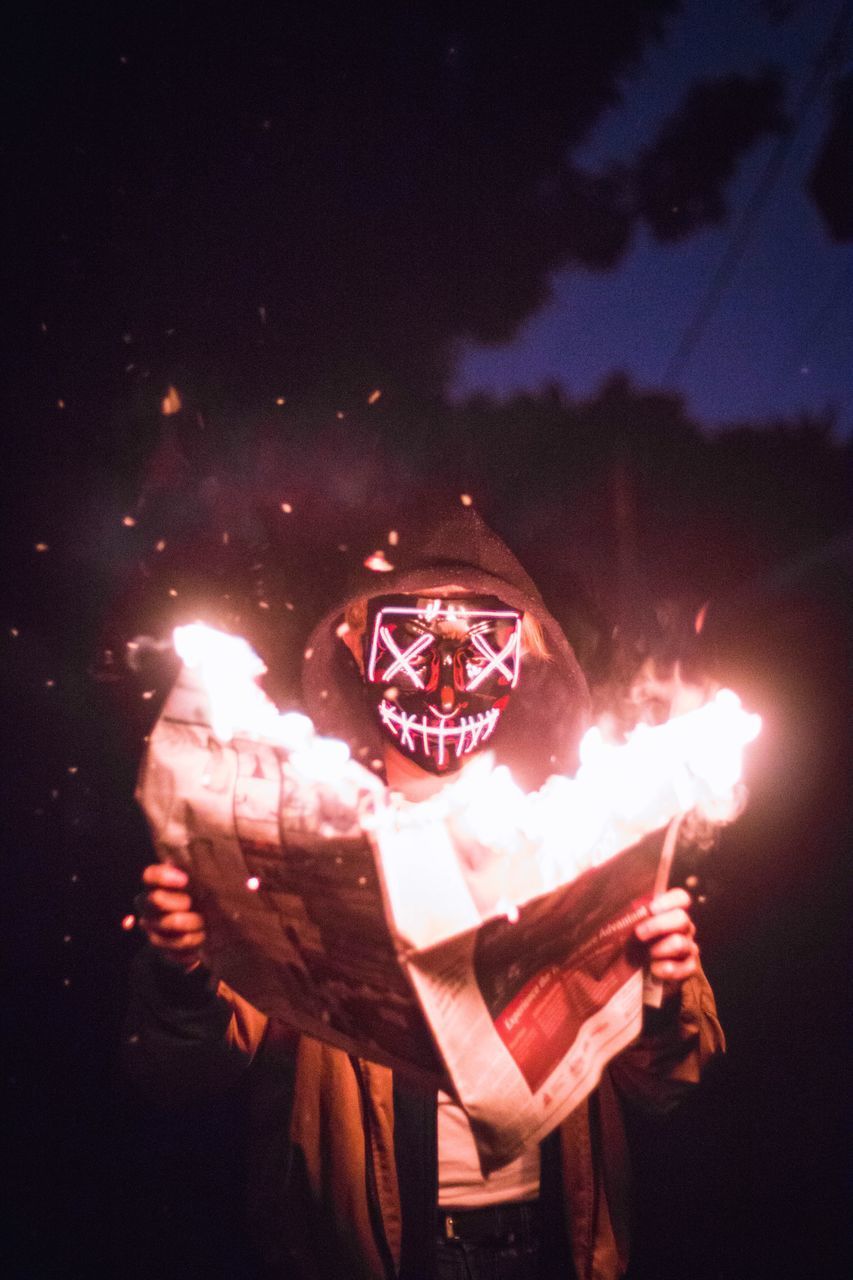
[{"x1": 6, "y1": 0, "x2": 792, "y2": 420}]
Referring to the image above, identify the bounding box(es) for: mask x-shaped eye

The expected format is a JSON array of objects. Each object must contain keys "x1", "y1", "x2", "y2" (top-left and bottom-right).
[
  {"x1": 465, "y1": 627, "x2": 521, "y2": 690},
  {"x1": 377, "y1": 627, "x2": 434, "y2": 687}
]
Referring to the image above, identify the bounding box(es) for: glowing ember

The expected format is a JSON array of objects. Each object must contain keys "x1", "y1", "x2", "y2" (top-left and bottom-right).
[
  {"x1": 161, "y1": 385, "x2": 182, "y2": 415},
  {"x1": 246, "y1": 876, "x2": 261, "y2": 892},
  {"x1": 460, "y1": 493, "x2": 473, "y2": 507},
  {"x1": 280, "y1": 502, "x2": 293, "y2": 513},
  {"x1": 367, "y1": 389, "x2": 382, "y2": 404},
  {"x1": 121, "y1": 913, "x2": 136, "y2": 931},
  {"x1": 122, "y1": 515, "x2": 136, "y2": 527},
  {"x1": 35, "y1": 543, "x2": 49, "y2": 553},
  {"x1": 364, "y1": 550, "x2": 394, "y2": 572}
]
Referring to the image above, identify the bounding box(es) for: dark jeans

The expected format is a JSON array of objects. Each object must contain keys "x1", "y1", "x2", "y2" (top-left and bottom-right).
[
  {"x1": 435, "y1": 1202, "x2": 559, "y2": 1280},
  {"x1": 436, "y1": 1235, "x2": 542, "y2": 1280}
]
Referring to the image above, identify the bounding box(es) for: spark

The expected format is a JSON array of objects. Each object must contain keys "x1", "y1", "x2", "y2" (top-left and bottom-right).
[
  {"x1": 122, "y1": 515, "x2": 136, "y2": 527},
  {"x1": 10, "y1": 628, "x2": 19, "y2": 637},
  {"x1": 246, "y1": 876, "x2": 261, "y2": 892},
  {"x1": 142, "y1": 690, "x2": 155, "y2": 700},
  {"x1": 367, "y1": 389, "x2": 382, "y2": 405},
  {"x1": 388, "y1": 530, "x2": 399, "y2": 546},
  {"x1": 155, "y1": 539, "x2": 166, "y2": 552},
  {"x1": 275, "y1": 397, "x2": 286, "y2": 406},
  {"x1": 35, "y1": 543, "x2": 49, "y2": 553},
  {"x1": 364, "y1": 550, "x2": 394, "y2": 572},
  {"x1": 460, "y1": 493, "x2": 473, "y2": 507},
  {"x1": 168, "y1": 588, "x2": 178, "y2": 597},
  {"x1": 161, "y1": 386, "x2": 182, "y2": 415},
  {"x1": 57, "y1": 399, "x2": 65, "y2": 410},
  {"x1": 121, "y1": 914, "x2": 136, "y2": 931},
  {"x1": 45, "y1": 679, "x2": 55, "y2": 688},
  {"x1": 280, "y1": 502, "x2": 293, "y2": 513},
  {"x1": 258, "y1": 600, "x2": 270, "y2": 610}
]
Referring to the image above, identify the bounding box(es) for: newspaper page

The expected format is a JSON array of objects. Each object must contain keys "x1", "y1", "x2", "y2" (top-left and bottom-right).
[
  {"x1": 138, "y1": 663, "x2": 665, "y2": 1159},
  {"x1": 373, "y1": 813, "x2": 658, "y2": 1165},
  {"x1": 138, "y1": 664, "x2": 444, "y2": 1084}
]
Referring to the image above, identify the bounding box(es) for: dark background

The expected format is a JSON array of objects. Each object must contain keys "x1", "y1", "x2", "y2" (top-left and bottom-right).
[{"x1": 2, "y1": 4, "x2": 850, "y2": 1277}]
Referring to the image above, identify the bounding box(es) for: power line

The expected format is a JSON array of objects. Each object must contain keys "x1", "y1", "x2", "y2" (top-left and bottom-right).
[{"x1": 663, "y1": 0, "x2": 852, "y2": 385}]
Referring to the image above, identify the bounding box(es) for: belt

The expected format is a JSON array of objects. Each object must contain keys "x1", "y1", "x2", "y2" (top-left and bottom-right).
[{"x1": 437, "y1": 1199, "x2": 540, "y2": 1245}]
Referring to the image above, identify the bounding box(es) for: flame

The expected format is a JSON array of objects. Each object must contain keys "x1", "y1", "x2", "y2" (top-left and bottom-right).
[
  {"x1": 170, "y1": 625, "x2": 760, "y2": 920},
  {"x1": 172, "y1": 624, "x2": 380, "y2": 800}
]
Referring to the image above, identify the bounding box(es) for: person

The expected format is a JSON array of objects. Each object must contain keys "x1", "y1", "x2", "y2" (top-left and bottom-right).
[{"x1": 127, "y1": 507, "x2": 724, "y2": 1280}]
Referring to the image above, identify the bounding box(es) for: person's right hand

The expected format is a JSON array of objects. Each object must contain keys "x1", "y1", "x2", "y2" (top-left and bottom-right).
[{"x1": 137, "y1": 863, "x2": 207, "y2": 971}]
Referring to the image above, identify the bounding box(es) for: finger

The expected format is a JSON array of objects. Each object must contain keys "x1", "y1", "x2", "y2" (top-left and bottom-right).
[
  {"x1": 143, "y1": 910, "x2": 206, "y2": 936},
  {"x1": 649, "y1": 954, "x2": 698, "y2": 983},
  {"x1": 141, "y1": 889, "x2": 194, "y2": 916},
  {"x1": 649, "y1": 888, "x2": 692, "y2": 915},
  {"x1": 142, "y1": 864, "x2": 189, "y2": 889},
  {"x1": 143, "y1": 926, "x2": 206, "y2": 953},
  {"x1": 636, "y1": 909, "x2": 695, "y2": 942},
  {"x1": 648, "y1": 933, "x2": 699, "y2": 961}
]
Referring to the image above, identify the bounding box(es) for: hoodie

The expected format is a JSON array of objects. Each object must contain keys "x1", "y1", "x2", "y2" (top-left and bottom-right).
[{"x1": 302, "y1": 506, "x2": 591, "y2": 791}]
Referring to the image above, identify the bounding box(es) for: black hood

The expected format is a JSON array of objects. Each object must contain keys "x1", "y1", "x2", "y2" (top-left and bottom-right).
[{"x1": 302, "y1": 507, "x2": 590, "y2": 791}]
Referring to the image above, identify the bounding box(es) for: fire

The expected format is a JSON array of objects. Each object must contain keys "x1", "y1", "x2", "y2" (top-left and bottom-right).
[
  {"x1": 173, "y1": 624, "x2": 381, "y2": 801},
  {"x1": 171, "y1": 624, "x2": 760, "y2": 914}
]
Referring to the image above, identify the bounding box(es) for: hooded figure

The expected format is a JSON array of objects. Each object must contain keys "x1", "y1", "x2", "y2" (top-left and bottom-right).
[
  {"x1": 302, "y1": 506, "x2": 590, "y2": 793},
  {"x1": 127, "y1": 509, "x2": 724, "y2": 1280}
]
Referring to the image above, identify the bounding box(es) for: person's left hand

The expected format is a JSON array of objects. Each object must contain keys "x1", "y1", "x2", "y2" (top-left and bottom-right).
[{"x1": 634, "y1": 887, "x2": 699, "y2": 993}]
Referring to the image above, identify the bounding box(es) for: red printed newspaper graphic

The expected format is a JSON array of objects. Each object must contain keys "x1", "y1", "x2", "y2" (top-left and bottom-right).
[{"x1": 473, "y1": 841, "x2": 658, "y2": 1093}]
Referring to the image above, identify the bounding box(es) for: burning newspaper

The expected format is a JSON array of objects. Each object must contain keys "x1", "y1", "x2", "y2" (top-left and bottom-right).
[{"x1": 137, "y1": 625, "x2": 759, "y2": 1165}]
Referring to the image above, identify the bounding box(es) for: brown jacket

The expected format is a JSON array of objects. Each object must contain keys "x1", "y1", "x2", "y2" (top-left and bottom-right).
[{"x1": 127, "y1": 952, "x2": 722, "y2": 1280}]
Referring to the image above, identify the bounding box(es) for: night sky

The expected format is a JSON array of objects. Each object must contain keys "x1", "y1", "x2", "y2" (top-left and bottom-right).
[
  {"x1": 454, "y1": 1, "x2": 853, "y2": 434},
  {"x1": 2, "y1": 4, "x2": 850, "y2": 1278}
]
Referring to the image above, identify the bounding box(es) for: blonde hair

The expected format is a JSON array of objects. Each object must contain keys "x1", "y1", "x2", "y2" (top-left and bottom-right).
[{"x1": 520, "y1": 612, "x2": 550, "y2": 661}]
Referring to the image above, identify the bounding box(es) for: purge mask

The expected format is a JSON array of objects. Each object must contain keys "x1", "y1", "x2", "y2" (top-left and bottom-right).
[{"x1": 363, "y1": 594, "x2": 523, "y2": 774}]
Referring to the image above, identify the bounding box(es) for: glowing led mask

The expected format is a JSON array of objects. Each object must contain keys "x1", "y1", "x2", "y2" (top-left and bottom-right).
[{"x1": 363, "y1": 595, "x2": 523, "y2": 774}]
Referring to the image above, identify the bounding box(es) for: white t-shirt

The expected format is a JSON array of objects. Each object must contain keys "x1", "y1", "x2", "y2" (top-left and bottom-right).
[{"x1": 437, "y1": 1090, "x2": 540, "y2": 1207}]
